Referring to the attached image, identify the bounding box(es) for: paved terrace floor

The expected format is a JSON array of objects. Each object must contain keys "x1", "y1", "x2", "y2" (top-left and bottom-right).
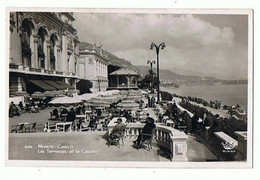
[{"x1": 8, "y1": 107, "x2": 217, "y2": 162}]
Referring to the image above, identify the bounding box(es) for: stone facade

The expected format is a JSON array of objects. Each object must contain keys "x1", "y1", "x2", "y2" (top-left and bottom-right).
[
  {"x1": 79, "y1": 45, "x2": 109, "y2": 92},
  {"x1": 9, "y1": 12, "x2": 80, "y2": 96}
]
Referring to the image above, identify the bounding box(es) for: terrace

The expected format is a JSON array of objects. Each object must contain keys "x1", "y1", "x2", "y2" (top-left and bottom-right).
[
  {"x1": 8, "y1": 107, "x2": 217, "y2": 162},
  {"x1": 9, "y1": 64, "x2": 77, "y2": 78}
]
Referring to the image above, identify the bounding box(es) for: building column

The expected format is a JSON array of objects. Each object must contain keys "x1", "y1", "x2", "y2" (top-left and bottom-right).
[
  {"x1": 127, "y1": 76, "x2": 130, "y2": 88},
  {"x1": 61, "y1": 33, "x2": 67, "y2": 72},
  {"x1": 33, "y1": 35, "x2": 38, "y2": 68},
  {"x1": 17, "y1": 76, "x2": 23, "y2": 92},
  {"x1": 56, "y1": 46, "x2": 61, "y2": 71},
  {"x1": 117, "y1": 75, "x2": 119, "y2": 87},
  {"x1": 46, "y1": 40, "x2": 51, "y2": 70},
  {"x1": 84, "y1": 58, "x2": 88, "y2": 79},
  {"x1": 54, "y1": 45, "x2": 57, "y2": 71},
  {"x1": 9, "y1": 27, "x2": 14, "y2": 62},
  {"x1": 9, "y1": 13, "x2": 16, "y2": 62}
]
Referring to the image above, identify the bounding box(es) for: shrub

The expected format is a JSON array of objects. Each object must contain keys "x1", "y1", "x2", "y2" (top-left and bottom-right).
[{"x1": 160, "y1": 91, "x2": 173, "y2": 101}]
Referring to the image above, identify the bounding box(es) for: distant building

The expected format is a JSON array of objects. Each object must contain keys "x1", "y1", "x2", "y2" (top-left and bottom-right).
[
  {"x1": 109, "y1": 67, "x2": 139, "y2": 90},
  {"x1": 9, "y1": 12, "x2": 82, "y2": 96},
  {"x1": 79, "y1": 44, "x2": 109, "y2": 92}
]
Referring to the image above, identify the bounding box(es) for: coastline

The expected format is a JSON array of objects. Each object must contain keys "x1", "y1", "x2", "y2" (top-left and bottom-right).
[{"x1": 161, "y1": 84, "x2": 247, "y2": 110}]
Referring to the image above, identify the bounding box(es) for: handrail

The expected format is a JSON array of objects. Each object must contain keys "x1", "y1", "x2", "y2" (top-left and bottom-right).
[{"x1": 120, "y1": 123, "x2": 188, "y2": 161}]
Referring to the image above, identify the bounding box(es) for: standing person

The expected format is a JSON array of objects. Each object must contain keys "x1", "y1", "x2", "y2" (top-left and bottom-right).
[
  {"x1": 191, "y1": 112, "x2": 199, "y2": 133},
  {"x1": 147, "y1": 95, "x2": 151, "y2": 107},
  {"x1": 151, "y1": 96, "x2": 155, "y2": 108},
  {"x1": 172, "y1": 101, "x2": 178, "y2": 117},
  {"x1": 182, "y1": 111, "x2": 192, "y2": 134},
  {"x1": 132, "y1": 117, "x2": 156, "y2": 146},
  {"x1": 9, "y1": 101, "x2": 14, "y2": 117}
]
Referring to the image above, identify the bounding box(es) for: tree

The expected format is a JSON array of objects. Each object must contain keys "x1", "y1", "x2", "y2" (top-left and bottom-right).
[{"x1": 138, "y1": 70, "x2": 158, "y2": 91}]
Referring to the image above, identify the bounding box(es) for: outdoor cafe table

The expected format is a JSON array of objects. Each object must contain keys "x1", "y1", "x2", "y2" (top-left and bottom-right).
[
  {"x1": 85, "y1": 110, "x2": 92, "y2": 114},
  {"x1": 107, "y1": 117, "x2": 127, "y2": 135},
  {"x1": 56, "y1": 122, "x2": 72, "y2": 132},
  {"x1": 76, "y1": 114, "x2": 87, "y2": 122},
  {"x1": 166, "y1": 120, "x2": 175, "y2": 128}
]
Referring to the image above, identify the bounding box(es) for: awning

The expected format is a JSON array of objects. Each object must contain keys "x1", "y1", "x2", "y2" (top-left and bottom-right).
[
  {"x1": 43, "y1": 80, "x2": 67, "y2": 90},
  {"x1": 28, "y1": 80, "x2": 56, "y2": 91},
  {"x1": 55, "y1": 81, "x2": 74, "y2": 89}
]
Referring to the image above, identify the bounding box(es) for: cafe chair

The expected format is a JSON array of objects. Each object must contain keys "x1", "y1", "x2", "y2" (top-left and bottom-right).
[
  {"x1": 137, "y1": 129, "x2": 155, "y2": 151},
  {"x1": 24, "y1": 122, "x2": 37, "y2": 133},
  {"x1": 43, "y1": 122, "x2": 57, "y2": 133},
  {"x1": 96, "y1": 123, "x2": 103, "y2": 131},
  {"x1": 11, "y1": 123, "x2": 25, "y2": 133},
  {"x1": 80, "y1": 122, "x2": 90, "y2": 131},
  {"x1": 108, "y1": 128, "x2": 126, "y2": 148}
]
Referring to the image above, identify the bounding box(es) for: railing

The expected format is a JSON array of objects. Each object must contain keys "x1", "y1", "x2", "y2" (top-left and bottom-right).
[
  {"x1": 9, "y1": 64, "x2": 71, "y2": 77},
  {"x1": 56, "y1": 71, "x2": 63, "y2": 75},
  {"x1": 29, "y1": 67, "x2": 41, "y2": 73},
  {"x1": 123, "y1": 123, "x2": 188, "y2": 161},
  {"x1": 45, "y1": 69, "x2": 54, "y2": 74},
  {"x1": 9, "y1": 64, "x2": 19, "y2": 69}
]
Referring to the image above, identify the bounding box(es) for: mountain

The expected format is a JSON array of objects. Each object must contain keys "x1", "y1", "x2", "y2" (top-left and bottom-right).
[
  {"x1": 134, "y1": 65, "x2": 220, "y2": 86},
  {"x1": 80, "y1": 42, "x2": 247, "y2": 86}
]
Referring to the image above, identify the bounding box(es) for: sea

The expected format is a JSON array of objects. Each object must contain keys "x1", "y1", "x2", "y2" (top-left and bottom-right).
[{"x1": 161, "y1": 84, "x2": 248, "y2": 110}]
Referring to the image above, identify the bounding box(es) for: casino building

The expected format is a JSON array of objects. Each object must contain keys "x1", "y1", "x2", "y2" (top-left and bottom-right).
[
  {"x1": 78, "y1": 44, "x2": 109, "y2": 93},
  {"x1": 9, "y1": 12, "x2": 84, "y2": 96}
]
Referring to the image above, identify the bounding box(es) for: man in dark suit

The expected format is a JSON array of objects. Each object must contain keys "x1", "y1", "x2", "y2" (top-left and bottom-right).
[
  {"x1": 133, "y1": 117, "x2": 156, "y2": 146},
  {"x1": 66, "y1": 107, "x2": 76, "y2": 122}
]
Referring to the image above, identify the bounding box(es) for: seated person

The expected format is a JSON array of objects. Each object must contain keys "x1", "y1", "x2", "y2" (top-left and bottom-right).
[
  {"x1": 18, "y1": 101, "x2": 24, "y2": 111},
  {"x1": 133, "y1": 117, "x2": 156, "y2": 146},
  {"x1": 76, "y1": 105, "x2": 83, "y2": 115},
  {"x1": 60, "y1": 107, "x2": 68, "y2": 120},
  {"x1": 66, "y1": 107, "x2": 76, "y2": 122},
  {"x1": 108, "y1": 118, "x2": 126, "y2": 143},
  {"x1": 52, "y1": 108, "x2": 59, "y2": 119}
]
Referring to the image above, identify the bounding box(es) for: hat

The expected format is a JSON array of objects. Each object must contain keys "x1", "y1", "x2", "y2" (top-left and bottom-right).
[
  {"x1": 116, "y1": 118, "x2": 123, "y2": 123},
  {"x1": 147, "y1": 117, "x2": 154, "y2": 124}
]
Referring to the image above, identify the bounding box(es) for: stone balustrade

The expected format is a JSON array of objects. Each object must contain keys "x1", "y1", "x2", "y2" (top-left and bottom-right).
[{"x1": 122, "y1": 123, "x2": 188, "y2": 161}]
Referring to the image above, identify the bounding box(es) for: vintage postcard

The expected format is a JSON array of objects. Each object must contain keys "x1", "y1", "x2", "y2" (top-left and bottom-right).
[{"x1": 6, "y1": 8, "x2": 253, "y2": 168}]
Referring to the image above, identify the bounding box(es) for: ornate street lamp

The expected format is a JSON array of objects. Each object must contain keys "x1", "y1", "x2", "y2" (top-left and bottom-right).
[
  {"x1": 147, "y1": 60, "x2": 155, "y2": 92},
  {"x1": 150, "y1": 42, "x2": 166, "y2": 102}
]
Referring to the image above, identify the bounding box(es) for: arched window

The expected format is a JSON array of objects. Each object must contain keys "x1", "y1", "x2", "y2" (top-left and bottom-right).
[
  {"x1": 38, "y1": 27, "x2": 47, "y2": 69},
  {"x1": 50, "y1": 34, "x2": 57, "y2": 70},
  {"x1": 21, "y1": 18, "x2": 34, "y2": 67}
]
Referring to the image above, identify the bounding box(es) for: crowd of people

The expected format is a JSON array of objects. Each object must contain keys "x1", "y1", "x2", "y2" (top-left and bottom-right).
[{"x1": 9, "y1": 97, "x2": 51, "y2": 117}]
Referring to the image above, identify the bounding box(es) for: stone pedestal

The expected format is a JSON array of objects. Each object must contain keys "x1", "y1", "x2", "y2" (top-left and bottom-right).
[
  {"x1": 235, "y1": 131, "x2": 247, "y2": 161},
  {"x1": 171, "y1": 132, "x2": 188, "y2": 161}
]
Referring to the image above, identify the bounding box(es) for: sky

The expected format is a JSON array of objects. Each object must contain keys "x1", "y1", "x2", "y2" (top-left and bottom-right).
[{"x1": 73, "y1": 12, "x2": 249, "y2": 80}]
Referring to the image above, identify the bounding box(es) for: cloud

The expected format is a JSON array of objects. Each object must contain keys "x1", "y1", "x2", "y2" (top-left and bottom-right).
[
  {"x1": 74, "y1": 13, "x2": 247, "y2": 79},
  {"x1": 74, "y1": 14, "x2": 234, "y2": 50}
]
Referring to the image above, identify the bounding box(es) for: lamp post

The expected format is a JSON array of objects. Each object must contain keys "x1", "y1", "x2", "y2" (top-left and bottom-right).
[
  {"x1": 150, "y1": 42, "x2": 166, "y2": 102},
  {"x1": 147, "y1": 60, "x2": 155, "y2": 92}
]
